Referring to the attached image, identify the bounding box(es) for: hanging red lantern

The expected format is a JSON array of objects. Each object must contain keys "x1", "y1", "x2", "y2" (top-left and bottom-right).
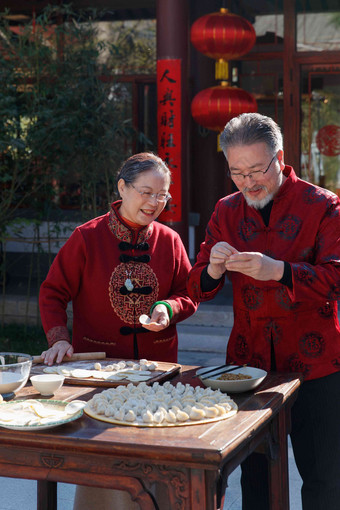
[
  {"x1": 190, "y1": 8, "x2": 257, "y2": 137},
  {"x1": 191, "y1": 82, "x2": 257, "y2": 132},
  {"x1": 190, "y1": 8, "x2": 256, "y2": 81}
]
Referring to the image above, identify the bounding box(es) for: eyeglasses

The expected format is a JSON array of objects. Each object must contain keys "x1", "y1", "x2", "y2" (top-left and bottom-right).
[
  {"x1": 229, "y1": 155, "x2": 277, "y2": 181},
  {"x1": 130, "y1": 184, "x2": 172, "y2": 203}
]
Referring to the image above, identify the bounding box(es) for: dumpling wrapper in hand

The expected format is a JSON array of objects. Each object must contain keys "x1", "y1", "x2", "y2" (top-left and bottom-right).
[{"x1": 139, "y1": 314, "x2": 159, "y2": 327}]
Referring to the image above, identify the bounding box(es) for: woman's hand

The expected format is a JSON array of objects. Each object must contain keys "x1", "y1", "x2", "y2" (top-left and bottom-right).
[
  {"x1": 140, "y1": 303, "x2": 170, "y2": 332},
  {"x1": 41, "y1": 340, "x2": 74, "y2": 366}
]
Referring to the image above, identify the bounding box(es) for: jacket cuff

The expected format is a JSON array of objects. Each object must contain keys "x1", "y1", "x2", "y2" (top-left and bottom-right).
[{"x1": 46, "y1": 326, "x2": 71, "y2": 348}]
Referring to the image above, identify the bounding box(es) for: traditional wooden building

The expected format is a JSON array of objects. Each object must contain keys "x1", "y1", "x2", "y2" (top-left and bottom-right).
[{"x1": 2, "y1": 0, "x2": 339, "y2": 256}]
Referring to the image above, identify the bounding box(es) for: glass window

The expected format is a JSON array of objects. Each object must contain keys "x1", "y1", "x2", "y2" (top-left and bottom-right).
[
  {"x1": 300, "y1": 67, "x2": 340, "y2": 196},
  {"x1": 297, "y1": 12, "x2": 340, "y2": 52},
  {"x1": 252, "y1": 14, "x2": 284, "y2": 50},
  {"x1": 238, "y1": 59, "x2": 283, "y2": 126}
]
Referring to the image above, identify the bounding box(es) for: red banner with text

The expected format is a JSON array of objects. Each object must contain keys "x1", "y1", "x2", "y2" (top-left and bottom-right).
[{"x1": 157, "y1": 58, "x2": 182, "y2": 223}]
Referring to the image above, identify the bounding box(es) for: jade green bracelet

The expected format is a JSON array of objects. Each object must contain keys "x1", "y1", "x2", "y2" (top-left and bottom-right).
[{"x1": 150, "y1": 300, "x2": 173, "y2": 320}]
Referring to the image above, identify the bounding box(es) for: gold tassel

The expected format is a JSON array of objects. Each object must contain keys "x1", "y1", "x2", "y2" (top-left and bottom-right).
[{"x1": 215, "y1": 59, "x2": 229, "y2": 81}]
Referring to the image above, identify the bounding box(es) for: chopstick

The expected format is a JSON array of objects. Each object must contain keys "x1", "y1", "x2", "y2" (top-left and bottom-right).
[
  {"x1": 194, "y1": 364, "x2": 235, "y2": 379},
  {"x1": 200, "y1": 364, "x2": 247, "y2": 381}
]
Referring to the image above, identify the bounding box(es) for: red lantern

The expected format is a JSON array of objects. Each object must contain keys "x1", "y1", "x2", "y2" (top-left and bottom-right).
[
  {"x1": 191, "y1": 9, "x2": 256, "y2": 61},
  {"x1": 191, "y1": 83, "x2": 257, "y2": 132},
  {"x1": 190, "y1": 8, "x2": 257, "y2": 134}
]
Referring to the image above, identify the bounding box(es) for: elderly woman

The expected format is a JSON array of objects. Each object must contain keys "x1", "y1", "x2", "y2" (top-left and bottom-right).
[
  {"x1": 39, "y1": 152, "x2": 197, "y2": 510},
  {"x1": 39, "y1": 152, "x2": 197, "y2": 365}
]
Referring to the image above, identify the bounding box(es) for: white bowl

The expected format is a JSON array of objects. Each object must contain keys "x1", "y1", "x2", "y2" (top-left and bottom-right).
[
  {"x1": 196, "y1": 365, "x2": 267, "y2": 393},
  {"x1": 30, "y1": 374, "x2": 65, "y2": 396},
  {"x1": 0, "y1": 352, "x2": 33, "y2": 400}
]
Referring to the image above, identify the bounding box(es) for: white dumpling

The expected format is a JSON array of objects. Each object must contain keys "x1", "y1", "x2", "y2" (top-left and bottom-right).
[
  {"x1": 189, "y1": 407, "x2": 206, "y2": 421},
  {"x1": 95, "y1": 401, "x2": 108, "y2": 415},
  {"x1": 181, "y1": 397, "x2": 196, "y2": 406},
  {"x1": 153, "y1": 408, "x2": 166, "y2": 424},
  {"x1": 175, "y1": 409, "x2": 189, "y2": 422},
  {"x1": 218, "y1": 401, "x2": 234, "y2": 412},
  {"x1": 125, "y1": 409, "x2": 136, "y2": 422},
  {"x1": 147, "y1": 362, "x2": 158, "y2": 371},
  {"x1": 142, "y1": 410, "x2": 154, "y2": 423},
  {"x1": 205, "y1": 406, "x2": 219, "y2": 418},
  {"x1": 165, "y1": 409, "x2": 177, "y2": 423},
  {"x1": 104, "y1": 405, "x2": 115, "y2": 417},
  {"x1": 114, "y1": 408, "x2": 125, "y2": 421},
  {"x1": 214, "y1": 404, "x2": 227, "y2": 416}
]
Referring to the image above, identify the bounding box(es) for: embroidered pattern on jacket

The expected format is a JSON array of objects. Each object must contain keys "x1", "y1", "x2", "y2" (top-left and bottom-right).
[
  {"x1": 299, "y1": 331, "x2": 325, "y2": 358},
  {"x1": 238, "y1": 217, "x2": 259, "y2": 242},
  {"x1": 109, "y1": 262, "x2": 159, "y2": 324},
  {"x1": 83, "y1": 337, "x2": 117, "y2": 346},
  {"x1": 153, "y1": 335, "x2": 176, "y2": 344},
  {"x1": 277, "y1": 214, "x2": 302, "y2": 240}
]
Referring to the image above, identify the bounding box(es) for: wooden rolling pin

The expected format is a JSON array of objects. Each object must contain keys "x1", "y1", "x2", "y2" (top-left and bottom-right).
[{"x1": 32, "y1": 352, "x2": 106, "y2": 364}]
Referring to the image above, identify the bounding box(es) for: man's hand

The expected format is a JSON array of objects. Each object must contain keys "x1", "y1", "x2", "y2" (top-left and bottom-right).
[
  {"x1": 207, "y1": 241, "x2": 239, "y2": 279},
  {"x1": 225, "y1": 252, "x2": 284, "y2": 281}
]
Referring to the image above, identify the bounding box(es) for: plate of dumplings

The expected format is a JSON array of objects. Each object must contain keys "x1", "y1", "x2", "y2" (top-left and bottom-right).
[{"x1": 85, "y1": 380, "x2": 238, "y2": 427}]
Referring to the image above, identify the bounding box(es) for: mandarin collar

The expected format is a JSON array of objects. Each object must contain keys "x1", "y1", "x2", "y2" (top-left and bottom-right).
[{"x1": 108, "y1": 200, "x2": 153, "y2": 244}]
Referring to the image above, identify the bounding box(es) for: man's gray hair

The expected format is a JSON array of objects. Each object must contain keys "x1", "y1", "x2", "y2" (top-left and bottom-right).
[{"x1": 219, "y1": 113, "x2": 283, "y2": 157}]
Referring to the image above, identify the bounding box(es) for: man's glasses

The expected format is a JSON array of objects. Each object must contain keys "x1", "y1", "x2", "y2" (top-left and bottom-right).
[
  {"x1": 130, "y1": 184, "x2": 172, "y2": 203},
  {"x1": 229, "y1": 154, "x2": 277, "y2": 181}
]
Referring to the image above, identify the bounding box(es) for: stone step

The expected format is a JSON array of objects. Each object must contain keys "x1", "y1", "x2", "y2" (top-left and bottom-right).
[
  {"x1": 181, "y1": 303, "x2": 234, "y2": 328},
  {"x1": 177, "y1": 323, "x2": 230, "y2": 353}
]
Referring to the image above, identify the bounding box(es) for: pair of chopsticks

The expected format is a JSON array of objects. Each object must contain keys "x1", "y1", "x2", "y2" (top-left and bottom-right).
[{"x1": 197, "y1": 364, "x2": 247, "y2": 381}]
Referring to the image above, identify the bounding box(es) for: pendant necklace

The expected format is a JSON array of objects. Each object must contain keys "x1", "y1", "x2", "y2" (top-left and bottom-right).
[{"x1": 124, "y1": 270, "x2": 134, "y2": 291}]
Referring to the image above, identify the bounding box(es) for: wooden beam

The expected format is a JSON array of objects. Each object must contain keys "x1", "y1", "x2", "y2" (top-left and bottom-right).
[{"x1": 0, "y1": 1, "x2": 156, "y2": 16}]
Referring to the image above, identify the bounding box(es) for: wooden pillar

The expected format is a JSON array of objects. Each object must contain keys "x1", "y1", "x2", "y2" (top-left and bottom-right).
[
  {"x1": 189, "y1": 0, "x2": 229, "y2": 253},
  {"x1": 283, "y1": 0, "x2": 301, "y2": 173},
  {"x1": 156, "y1": 0, "x2": 189, "y2": 247}
]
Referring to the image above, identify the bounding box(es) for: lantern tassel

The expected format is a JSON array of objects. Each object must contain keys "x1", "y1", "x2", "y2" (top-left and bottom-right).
[{"x1": 215, "y1": 59, "x2": 229, "y2": 81}]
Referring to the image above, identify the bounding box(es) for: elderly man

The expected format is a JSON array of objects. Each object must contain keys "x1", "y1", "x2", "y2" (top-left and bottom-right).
[{"x1": 187, "y1": 113, "x2": 340, "y2": 510}]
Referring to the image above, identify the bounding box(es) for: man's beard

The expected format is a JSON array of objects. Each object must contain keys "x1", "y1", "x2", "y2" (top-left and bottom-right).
[
  {"x1": 243, "y1": 186, "x2": 274, "y2": 209},
  {"x1": 243, "y1": 172, "x2": 283, "y2": 210}
]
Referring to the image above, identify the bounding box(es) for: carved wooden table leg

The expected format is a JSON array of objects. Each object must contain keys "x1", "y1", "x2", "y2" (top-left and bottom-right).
[{"x1": 37, "y1": 480, "x2": 57, "y2": 510}]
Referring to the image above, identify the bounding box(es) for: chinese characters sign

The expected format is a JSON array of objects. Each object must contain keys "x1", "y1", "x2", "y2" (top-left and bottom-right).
[{"x1": 157, "y1": 59, "x2": 182, "y2": 222}]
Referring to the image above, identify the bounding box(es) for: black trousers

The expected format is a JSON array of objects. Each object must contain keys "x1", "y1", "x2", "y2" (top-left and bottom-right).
[{"x1": 240, "y1": 370, "x2": 340, "y2": 510}]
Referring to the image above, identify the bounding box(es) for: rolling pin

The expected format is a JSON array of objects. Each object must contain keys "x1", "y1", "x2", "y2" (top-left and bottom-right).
[{"x1": 32, "y1": 352, "x2": 106, "y2": 364}]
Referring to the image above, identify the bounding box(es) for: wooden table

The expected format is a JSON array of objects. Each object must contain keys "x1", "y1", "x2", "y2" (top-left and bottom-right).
[{"x1": 0, "y1": 366, "x2": 301, "y2": 510}]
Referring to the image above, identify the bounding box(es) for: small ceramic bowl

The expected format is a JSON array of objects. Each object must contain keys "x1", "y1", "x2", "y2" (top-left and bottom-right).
[{"x1": 30, "y1": 374, "x2": 65, "y2": 396}]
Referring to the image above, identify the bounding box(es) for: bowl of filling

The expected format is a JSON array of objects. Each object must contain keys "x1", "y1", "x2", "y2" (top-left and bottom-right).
[
  {"x1": 196, "y1": 365, "x2": 267, "y2": 393},
  {"x1": 0, "y1": 352, "x2": 33, "y2": 400}
]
